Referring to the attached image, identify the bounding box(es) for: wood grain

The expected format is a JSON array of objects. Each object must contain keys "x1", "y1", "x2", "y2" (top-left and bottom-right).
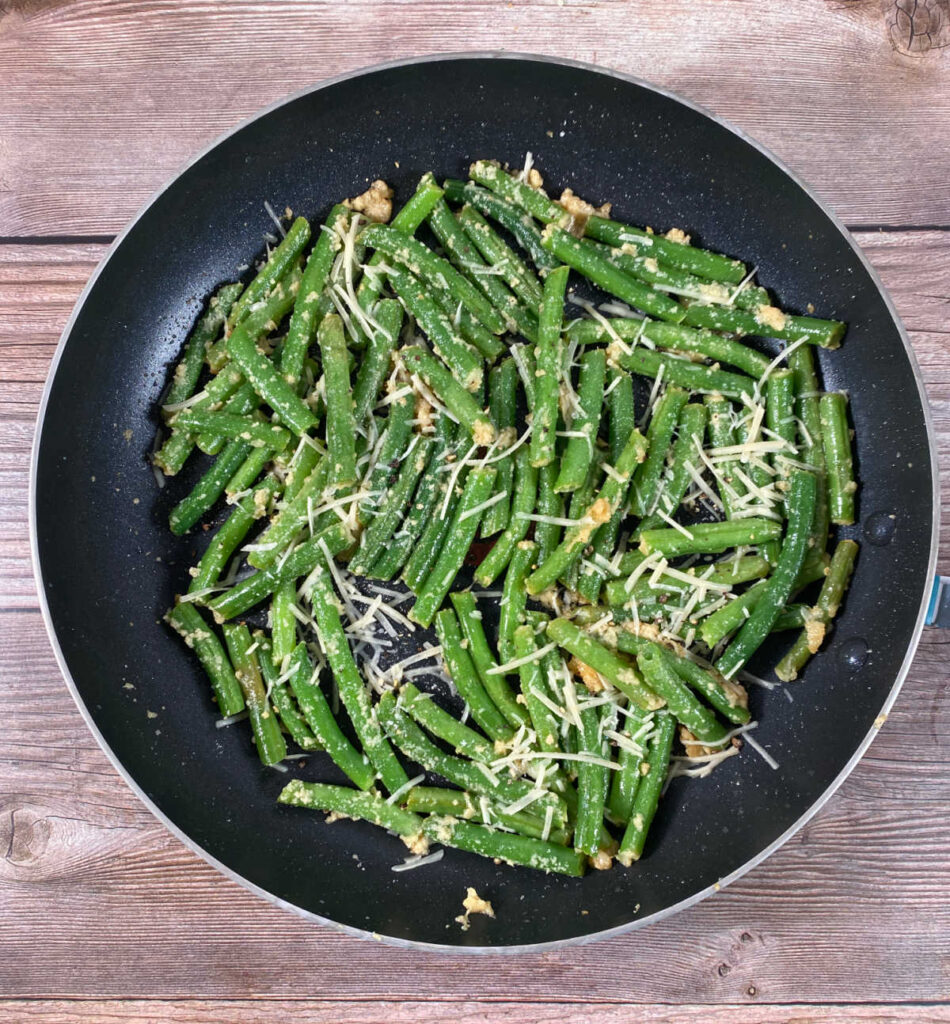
[
  {"x1": 1, "y1": 230, "x2": 948, "y2": 1012},
  {"x1": 2, "y1": 0, "x2": 950, "y2": 237},
  {"x1": 0, "y1": 1000, "x2": 948, "y2": 1024}
]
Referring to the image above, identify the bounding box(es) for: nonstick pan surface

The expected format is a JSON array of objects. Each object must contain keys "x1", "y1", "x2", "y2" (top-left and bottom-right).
[{"x1": 32, "y1": 54, "x2": 938, "y2": 950}]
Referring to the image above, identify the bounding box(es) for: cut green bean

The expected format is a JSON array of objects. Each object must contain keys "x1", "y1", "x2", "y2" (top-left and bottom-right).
[
  {"x1": 617, "y1": 710, "x2": 676, "y2": 864},
  {"x1": 716, "y1": 469, "x2": 818, "y2": 678},
  {"x1": 498, "y1": 540, "x2": 535, "y2": 665},
  {"x1": 423, "y1": 816, "x2": 585, "y2": 876},
  {"x1": 221, "y1": 623, "x2": 287, "y2": 766},
  {"x1": 819, "y1": 392, "x2": 856, "y2": 525},
  {"x1": 776, "y1": 539, "x2": 859, "y2": 681},
  {"x1": 606, "y1": 708, "x2": 651, "y2": 823},
  {"x1": 171, "y1": 409, "x2": 292, "y2": 451},
  {"x1": 286, "y1": 643, "x2": 375, "y2": 789},
  {"x1": 616, "y1": 347, "x2": 754, "y2": 400},
  {"x1": 456, "y1": 204, "x2": 545, "y2": 308},
  {"x1": 482, "y1": 359, "x2": 518, "y2": 537},
  {"x1": 361, "y1": 384, "x2": 415, "y2": 525},
  {"x1": 398, "y1": 683, "x2": 496, "y2": 762},
  {"x1": 635, "y1": 644, "x2": 727, "y2": 744},
  {"x1": 169, "y1": 439, "x2": 251, "y2": 535},
  {"x1": 410, "y1": 466, "x2": 496, "y2": 627},
  {"x1": 278, "y1": 780, "x2": 425, "y2": 841},
  {"x1": 555, "y1": 347, "x2": 607, "y2": 492},
  {"x1": 529, "y1": 264, "x2": 570, "y2": 468},
  {"x1": 407, "y1": 787, "x2": 570, "y2": 845},
  {"x1": 639, "y1": 517, "x2": 783, "y2": 559},
  {"x1": 526, "y1": 427, "x2": 648, "y2": 595},
  {"x1": 270, "y1": 580, "x2": 298, "y2": 667},
  {"x1": 631, "y1": 387, "x2": 689, "y2": 517},
  {"x1": 545, "y1": 618, "x2": 663, "y2": 711},
  {"x1": 474, "y1": 448, "x2": 538, "y2": 586},
  {"x1": 533, "y1": 462, "x2": 564, "y2": 565},
  {"x1": 682, "y1": 302, "x2": 846, "y2": 349},
  {"x1": 307, "y1": 567, "x2": 408, "y2": 794},
  {"x1": 317, "y1": 313, "x2": 358, "y2": 487},
  {"x1": 227, "y1": 216, "x2": 311, "y2": 331},
  {"x1": 255, "y1": 633, "x2": 320, "y2": 751},
  {"x1": 165, "y1": 602, "x2": 245, "y2": 717},
  {"x1": 208, "y1": 521, "x2": 350, "y2": 621},
  {"x1": 399, "y1": 346, "x2": 495, "y2": 444},
  {"x1": 451, "y1": 591, "x2": 530, "y2": 730},
  {"x1": 573, "y1": 699, "x2": 610, "y2": 857},
  {"x1": 435, "y1": 607, "x2": 513, "y2": 742},
  {"x1": 247, "y1": 454, "x2": 330, "y2": 570},
  {"x1": 351, "y1": 299, "x2": 404, "y2": 424},
  {"x1": 638, "y1": 401, "x2": 709, "y2": 532}
]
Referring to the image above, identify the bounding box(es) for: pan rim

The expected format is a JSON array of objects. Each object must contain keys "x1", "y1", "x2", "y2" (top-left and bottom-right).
[{"x1": 29, "y1": 50, "x2": 941, "y2": 954}]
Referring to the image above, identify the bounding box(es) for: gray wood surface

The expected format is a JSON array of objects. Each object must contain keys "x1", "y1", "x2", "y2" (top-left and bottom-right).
[{"x1": 1, "y1": 1, "x2": 948, "y2": 1020}]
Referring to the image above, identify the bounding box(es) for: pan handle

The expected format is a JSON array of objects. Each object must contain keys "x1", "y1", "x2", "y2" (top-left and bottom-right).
[{"x1": 926, "y1": 577, "x2": 950, "y2": 628}]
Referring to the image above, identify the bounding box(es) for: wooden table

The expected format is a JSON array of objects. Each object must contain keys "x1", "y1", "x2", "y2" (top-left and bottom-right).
[{"x1": 2, "y1": 2, "x2": 948, "y2": 1021}]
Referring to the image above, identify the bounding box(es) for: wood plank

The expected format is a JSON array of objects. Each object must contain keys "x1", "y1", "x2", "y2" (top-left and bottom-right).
[
  {"x1": 0, "y1": 1000, "x2": 948, "y2": 1024},
  {"x1": 1, "y1": 1, "x2": 949, "y2": 236}
]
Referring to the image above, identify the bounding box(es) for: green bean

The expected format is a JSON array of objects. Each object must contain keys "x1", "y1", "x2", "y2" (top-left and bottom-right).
[
  {"x1": 351, "y1": 299, "x2": 404, "y2": 425},
  {"x1": 286, "y1": 643, "x2": 375, "y2": 789},
  {"x1": 226, "y1": 314, "x2": 318, "y2": 436},
  {"x1": 703, "y1": 393, "x2": 746, "y2": 518},
  {"x1": 631, "y1": 387, "x2": 689, "y2": 516},
  {"x1": 715, "y1": 470, "x2": 818, "y2": 678},
  {"x1": 171, "y1": 409, "x2": 292, "y2": 451},
  {"x1": 555, "y1": 348, "x2": 607, "y2": 492},
  {"x1": 193, "y1": 380, "x2": 260, "y2": 455},
  {"x1": 410, "y1": 466, "x2": 496, "y2": 627},
  {"x1": 247, "y1": 454, "x2": 329, "y2": 570},
  {"x1": 254, "y1": 632, "x2": 320, "y2": 752},
  {"x1": 307, "y1": 567, "x2": 408, "y2": 794},
  {"x1": 385, "y1": 264, "x2": 485, "y2": 389},
  {"x1": 573, "y1": 699, "x2": 610, "y2": 857},
  {"x1": 399, "y1": 346, "x2": 495, "y2": 444},
  {"x1": 368, "y1": 415, "x2": 457, "y2": 580},
  {"x1": 526, "y1": 427, "x2": 648, "y2": 595},
  {"x1": 474, "y1": 448, "x2": 538, "y2": 586},
  {"x1": 772, "y1": 604, "x2": 810, "y2": 630},
  {"x1": 566, "y1": 316, "x2": 771, "y2": 379},
  {"x1": 638, "y1": 402, "x2": 709, "y2": 532},
  {"x1": 282, "y1": 204, "x2": 348, "y2": 382},
  {"x1": 282, "y1": 434, "x2": 322, "y2": 498},
  {"x1": 227, "y1": 216, "x2": 311, "y2": 331},
  {"x1": 529, "y1": 265, "x2": 570, "y2": 468},
  {"x1": 225, "y1": 445, "x2": 274, "y2": 498},
  {"x1": 208, "y1": 521, "x2": 350, "y2": 621},
  {"x1": 606, "y1": 708, "x2": 651, "y2": 823},
  {"x1": 270, "y1": 580, "x2": 298, "y2": 667},
  {"x1": 442, "y1": 178, "x2": 560, "y2": 272},
  {"x1": 545, "y1": 618, "x2": 663, "y2": 711},
  {"x1": 533, "y1": 462, "x2": 564, "y2": 565},
  {"x1": 766, "y1": 368, "x2": 797, "y2": 451},
  {"x1": 513, "y1": 625, "x2": 562, "y2": 756},
  {"x1": 435, "y1": 608, "x2": 513, "y2": 742},
  {"x1": 169, "y1": 439, "x2": 251, "y2": 535},
  {"x1": 498, "y1": 541, "x2": 535, "y2": 665},
  {"x1": 482, "y1": 360, "x2": 518, "y2": 537},
  {"x1": 540, "y1": 224, "x2": 683, "y2": 322},
  {"x1": 580, "y1": 236, "x2": 770, "y2": 311},
  {"x1": 699, "y1": 556, "x2": 827, "y2": 648},
  {"x1": 575, "y1": 368, "x2": 634, "y2": 603},
  {"x1": 377, "y1": 694, "x2": 564, "y2": 819},
  {"x1": 315, "y1": 313, "x2": 358, "y2": 487},
  {"x1": 360, "y1": 385, "x2": 415, "y2": 524},
  {"x1": 776, "y1": 539, "x2": 859, "y2": 681},
  {"x1": 819, "y1": 392, "x2": 856, "y2": 525},
  {"x1": 187, "y1": 477, "x2": 280, "y2": 593},
  {"x1": 634, "y1": 644, "x2": 727, "y2": 743},
  {"x1": 278, "y1": 780, "x2": 425, "y2": 841},
  {"x1": 401, "y1": 464, "x2": 467, "y2": 592},
  {"x1": 398, "y1": 683, "x2": 496, "y2": 762},
  {"x1": 587, "y1": 218, "x2": 745, "y2": 283},
  {"x1": 682, "y1": 302, "x2": 846, "y2": 349},
  {"x1": 451, "y1": 591, "x2": 530, "y2": 730},
  {"x1": 221, "y1": 623, "x2": 287, "y2": 765},
  {"x1": 639, "y1": 517, "x2": 783, "y2": 559},
  {"x1": 355, "y1": 178, "x2": 444, "y2": 312},
  {"x1": 614, "y1": 632, "x2": 751, "y2": 726},
  {"x1": 165, "y1": 602, "x2": 245, "y2": 717},
  {"x1": 456, "y1": 204, "x2": 545, "y2": 308},
  {"x1": 616, "y1": 347, "x2": 754, "y2": 400},
  {"x1": 350, "y1": 437, "x2": 433, "y2": 574},
  {"x1": 788, "y1": 345, "x2": 829, "y2": 567},
  {"x1": 164, "y1": 282, "x2": 242, "y2": 410},
  {"x1": 407, "y1": 787, "x2": 571, "y2": 845},
  {"x1": 428, "y1": 198, "x2": 538, "y2": 341},
  {"x1": 617, "y1": 710, "x2": 676, "y2": 864},
  {"x1": 424, "y1": 816, "x2": 585, "y2": 876},
  {"x1": 362, "y1": 222, "x2": 506, "y2": 336}
]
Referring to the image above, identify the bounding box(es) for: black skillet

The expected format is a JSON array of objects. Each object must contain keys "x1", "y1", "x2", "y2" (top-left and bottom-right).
[{"x1": 31, "y1": 54, "x2": 939, "y2": 950}]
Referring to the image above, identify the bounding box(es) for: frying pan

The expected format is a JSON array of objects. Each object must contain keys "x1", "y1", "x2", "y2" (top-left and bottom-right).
[{"x1": 31, "y1": 53, "x2": 939, "y2": 950}]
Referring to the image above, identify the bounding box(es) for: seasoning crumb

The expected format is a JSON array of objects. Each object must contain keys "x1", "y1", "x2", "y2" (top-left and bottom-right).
[
  {"x1": 455, "y1": 887, "x2": 495, "y2": 930},
  {"x1": 123, "y1": 429, "x2": 133, "y2": 442},
  {"x1": 146, "y1": 710, "x2": 158, "y2": 719}
]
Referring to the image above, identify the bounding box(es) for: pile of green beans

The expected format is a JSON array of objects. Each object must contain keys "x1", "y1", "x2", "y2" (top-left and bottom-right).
[{"x1": 157, "y1": 159, "x2": 858, "y2": 885}]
